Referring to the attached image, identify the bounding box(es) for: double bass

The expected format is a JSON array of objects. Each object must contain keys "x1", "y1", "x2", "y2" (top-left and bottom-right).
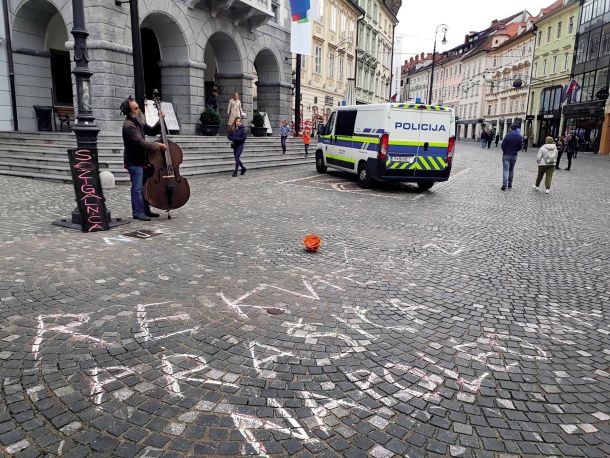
[{"x1": 144, "y1": 90, "x2": 190, "y2": 218}]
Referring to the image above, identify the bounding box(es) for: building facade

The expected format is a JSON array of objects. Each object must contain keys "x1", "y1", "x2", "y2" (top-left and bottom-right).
[
  {"x1": 563, "y1": 0, "x2": 608, "y2": 152},
  {"x1": 528, "y1": 0, "x2": 579, "y2": 146},
  {"x1": 299, "y1": 0, "x2": 362, "y2": 127},
  {"x1": 1, "y1": 0, "x2": 293, "y2": 134},
  {"x1": 355, "y1": 0, "x2": 398, "y2": 104},
  {"x1": 400, "y1": 53, "x2": 433, "y2": 102},
  {"x1": 485, "y1": 27, "x2": 535, "y2": 139}
]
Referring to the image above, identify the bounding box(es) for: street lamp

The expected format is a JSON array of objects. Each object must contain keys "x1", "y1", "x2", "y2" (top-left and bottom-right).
[
  {"x1": 53, "y1": 0, "x2": 128, "y2": 232},
  {"x1": 427, "y1": 24, "x2": 448, "y2": 105}
]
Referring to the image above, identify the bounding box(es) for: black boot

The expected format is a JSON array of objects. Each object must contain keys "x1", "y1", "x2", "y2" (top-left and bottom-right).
[
  {"x1": 232, "y1": 171, "x2": 237, "y2": 177},
  {"x1": 241, "y1": 167, "x2": 247, "y2": 175}
]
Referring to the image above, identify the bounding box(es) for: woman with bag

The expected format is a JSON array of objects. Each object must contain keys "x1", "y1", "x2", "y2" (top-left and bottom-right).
[
  {"x1": 533, "y1": 136, "x2": 558, "y2": 194},
  {"x1": 227, "y1": 92, "x2": 243, "y2": 128},
  {"x1": 228, "y1": 117, "x2": 247, "y2": 177}
]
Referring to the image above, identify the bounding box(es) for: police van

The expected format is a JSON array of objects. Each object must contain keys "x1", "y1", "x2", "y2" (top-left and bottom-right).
[{"x1": 315, "y1": 103, "x2": 456, "y2": 191}]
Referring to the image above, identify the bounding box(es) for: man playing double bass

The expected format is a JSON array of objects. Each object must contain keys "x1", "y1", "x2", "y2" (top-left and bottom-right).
[{"x1": 120, "y1": 96, "x2": 165, "y2": 221}]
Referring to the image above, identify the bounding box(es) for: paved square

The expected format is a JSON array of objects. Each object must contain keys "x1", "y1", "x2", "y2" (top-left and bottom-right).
[{"x1": 0, "y1": 142, "x2": 609, "y2": 457}]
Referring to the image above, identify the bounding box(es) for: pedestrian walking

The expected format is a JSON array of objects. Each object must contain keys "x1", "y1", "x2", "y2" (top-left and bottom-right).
[
  {"x1": 564, "y1": 133, "x2": 577, "y2": 171},
  {"x1": 303, "y1": 130, "x2": 311, "y2": 156},
  {"x1": 228, "y1": 117, "x2": 247, "y2": 177},
  {"x1": 533, "y1": 136, "x2": 558, "y2": 194},
  {"x1": 487, "y1": 132, "x2": 493, "y2": 149},
  {"x1": 227, "y1": 92, "x2": 242, "y2": 128},
  {"x1": 522, "y1": 135, "x2": 528, "y2": 152},
  {"x1": 480, "y1": 131, "x2": 488, "y2": 149},
  {"x1": 500, "y1": 123, "x2": 522, "y2": 191},
  {"x1": 495, "y1": 134, "x2": 500, "y2": 147},
  {"x1": 572, "y1": 134, "x2": 579, "y2": 159},
  {"x1": 206, "y1": 87, "x2": 219, "y2": 112},
  {"x1": 555, "y1": 136, "x2": 565, "y2": 170},
  {"x1": 280, "y1": 120, "x2": 290, "y2": 154}
]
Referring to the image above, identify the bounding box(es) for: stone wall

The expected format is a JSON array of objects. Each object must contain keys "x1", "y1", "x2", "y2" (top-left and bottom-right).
[{"x1": 2, "y1": 0, "x2": 293, "y2": 135}]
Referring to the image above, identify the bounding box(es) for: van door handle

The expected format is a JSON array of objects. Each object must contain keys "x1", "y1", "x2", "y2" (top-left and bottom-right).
[{"x1": 423, "y1": 142, "x2": 429, "y2": 152}]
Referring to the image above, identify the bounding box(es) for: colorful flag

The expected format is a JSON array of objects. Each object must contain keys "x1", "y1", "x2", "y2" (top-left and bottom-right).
[
  {"x1": 563, "y1": 80, "x2": 581, "y2": 103},
  {"x1": 289, "y1": 0, "x2": 313, "y2": 54},
  {"x1": 289, "y1": 0, "x2": 311, "y2": 21}
]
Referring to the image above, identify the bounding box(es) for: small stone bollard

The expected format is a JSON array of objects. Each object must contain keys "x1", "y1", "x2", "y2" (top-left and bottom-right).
[{"x1": 99, "y1": 170, "x2": 115, "y2": 190}]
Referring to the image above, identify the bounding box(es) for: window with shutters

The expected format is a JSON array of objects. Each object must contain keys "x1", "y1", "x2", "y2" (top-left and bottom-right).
[{"x1": 314, "y1": 46, "x2": 322, "y2": 74}]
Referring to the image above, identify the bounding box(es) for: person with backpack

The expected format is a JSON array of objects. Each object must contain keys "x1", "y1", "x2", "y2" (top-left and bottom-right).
[
  {"x1": 500, "y1": 123, "x2": 522, "y2": 191},
  {"x1": 533, "y1": 136, "x2": 558, "y2": 194}
]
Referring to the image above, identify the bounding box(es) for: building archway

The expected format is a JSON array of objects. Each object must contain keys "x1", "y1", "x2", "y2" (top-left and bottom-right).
[
  {"x1": 11, "y1": 0, "x2": 72, "y2": 131},
  {"x1": 253, "y1": 48, "x2": 282, "y2": 129},
  {"x1": 203, "y1": 32, "x2": 243, "y2": 125},
  {"x1": 140, "y1": 12, "x2": 191, "y2": 131}
]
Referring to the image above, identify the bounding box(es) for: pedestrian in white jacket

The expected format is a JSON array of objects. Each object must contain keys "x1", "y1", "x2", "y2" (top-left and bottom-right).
[{"x1": 534, "y1": 136, "x2": 558, "y2": 194}]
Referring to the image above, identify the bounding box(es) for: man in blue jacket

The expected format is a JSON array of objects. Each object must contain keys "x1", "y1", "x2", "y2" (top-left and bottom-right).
[{"x1": 500, "y1": 123, "x2": 523, "y2": 191}]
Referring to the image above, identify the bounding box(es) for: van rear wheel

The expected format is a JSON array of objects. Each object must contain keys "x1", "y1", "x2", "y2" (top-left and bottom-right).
[
  {"x1": 357, "y1": 162, "x2": 373, "y2": 188},
  {"x1": 316, "y1": 152, "x2": 327, "y2": 174},
  {"x1": 417, "y1": 181, "x2": 434, "y2": 192}
]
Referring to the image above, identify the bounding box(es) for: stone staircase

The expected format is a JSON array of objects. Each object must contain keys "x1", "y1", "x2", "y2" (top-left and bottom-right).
[{"x1": 0, "y1": 132, "x2": 312, "y2": 183}]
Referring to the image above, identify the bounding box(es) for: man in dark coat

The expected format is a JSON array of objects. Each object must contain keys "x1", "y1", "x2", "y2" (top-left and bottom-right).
[
  {"x1": 121, "y1": 96, "x2": 165, "y2": 221},
  {"x1": 206, "y1": 88, "x2": 219, "y2": 112},
  {"x1": 500, "y1": 123, "x2": 523, "y2": 191}
]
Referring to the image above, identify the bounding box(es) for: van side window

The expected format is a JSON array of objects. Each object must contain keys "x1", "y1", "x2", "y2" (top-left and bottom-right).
[
  {"x1": 326, "y1": 112, "x2": 337, "y2": 135},
  {"x1": 335, "y1": 110, "x2": 357, "y2": 136}
]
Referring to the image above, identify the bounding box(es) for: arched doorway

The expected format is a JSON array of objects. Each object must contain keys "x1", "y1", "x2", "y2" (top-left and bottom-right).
[
  {"x1": 140, "y1": 12, "x2": 191, "y2": 131},
  {"x1": 203, "y1": 32, "x2": 243, "y2": 126},
  {"x1": 253, "y1": 49, "x2": 282, "y2": 130},
  {"x1": 11, "y1": 0, "x2": 72, "y2": 131}
]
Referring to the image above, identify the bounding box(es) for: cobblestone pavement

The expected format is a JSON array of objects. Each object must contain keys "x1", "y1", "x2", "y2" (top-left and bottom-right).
[{"x1": 0, "y1": 142, "x2": 609, "y2": 457}]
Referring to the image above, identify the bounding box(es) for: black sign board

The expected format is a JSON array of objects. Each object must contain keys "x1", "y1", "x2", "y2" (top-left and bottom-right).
[
  {"x1": 525, "y1": 115, "x2": 535, "y2": 121},
  {"x1": 67, "y1": 148, "x2": 110, "y2": 232}
]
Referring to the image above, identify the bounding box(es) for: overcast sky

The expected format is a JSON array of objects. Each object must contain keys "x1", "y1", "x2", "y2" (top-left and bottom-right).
[{"x1": 394, "y1": 0, "x2": 556, "y2": 64}]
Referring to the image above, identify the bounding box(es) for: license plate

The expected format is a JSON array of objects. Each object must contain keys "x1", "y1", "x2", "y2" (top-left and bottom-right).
[{"x1": 390, "y1": 155, "x2": 415, "y2": 163}]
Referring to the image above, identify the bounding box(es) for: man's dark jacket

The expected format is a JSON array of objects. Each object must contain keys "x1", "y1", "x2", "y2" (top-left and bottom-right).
[
  {"x1": 122, "y1": 116, "x2": 161, "y2": 167},
  {"x1": 501, "y1": 130, "x2": 522, "y2": 157}
]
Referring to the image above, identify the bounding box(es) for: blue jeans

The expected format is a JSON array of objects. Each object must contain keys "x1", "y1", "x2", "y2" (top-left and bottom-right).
[
  {"x1": 127, "y1": 165, "x2": 151, "y2": 217},
  {"x1": 502, "y1": 156, "x2": 517, "y2": 187}
]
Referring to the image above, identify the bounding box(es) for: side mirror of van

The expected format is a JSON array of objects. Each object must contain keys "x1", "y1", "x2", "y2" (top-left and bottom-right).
[{"x1": 317, "y1": 124, "x2": 326, "y2": 136}]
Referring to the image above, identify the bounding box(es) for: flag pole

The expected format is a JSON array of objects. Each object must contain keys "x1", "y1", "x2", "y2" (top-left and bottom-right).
[{"x1": 295, "y1": 53, "x2": 302, "y2": 135}]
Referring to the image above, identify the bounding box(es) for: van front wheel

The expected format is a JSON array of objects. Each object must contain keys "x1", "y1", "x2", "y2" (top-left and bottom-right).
[
  {"x1": 417, "y1": 181, "x2": 434, "y2": 192},
  {"x1": 357, "y1": 162, "x2": 373, "y2": 188},
  {"x1": 316, "y1": 153, "x2": 327, "y2": 174}
]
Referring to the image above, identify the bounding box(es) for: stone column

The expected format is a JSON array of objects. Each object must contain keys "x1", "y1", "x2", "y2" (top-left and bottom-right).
[
  {"x1": 160, "y1": 60, "x2": 206, "y2": 134},
  {"x1": 84, "y1": 41, "x2": 134, "y2": 134},
  {"x1": 256, "y1": 81, "x2": 292, "y2": 133},
  {"x1": 216, "y1": 73, "x2": 255, "y2": 127}
]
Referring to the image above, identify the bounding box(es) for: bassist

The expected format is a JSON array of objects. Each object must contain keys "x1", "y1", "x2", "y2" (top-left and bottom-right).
[{"x1": 121, "y1": 96, "x2": 165, "y2": 221}]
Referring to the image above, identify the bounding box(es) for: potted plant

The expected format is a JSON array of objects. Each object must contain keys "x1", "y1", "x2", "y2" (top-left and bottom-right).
[
  {"x1": 199, "y1": 107, "x2": 221, "y2": 136},
  {"x1": 250, "y1": 112, "x2": 267, "y2": 137}
]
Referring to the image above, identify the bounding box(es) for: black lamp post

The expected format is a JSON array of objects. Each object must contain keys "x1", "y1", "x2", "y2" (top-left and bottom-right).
[
  {"x1": 427, "y1": 24, "x2": 448, "y2": 105},
  {"x1": 54, "y1": 0, "x2": 128, "y2": 231},
  {"x1": 116, "y1": 0, "x2": 145, "y2": 109},
  {"x1": 71, "y1": 0, "x2": 99, "y2": 149}
]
